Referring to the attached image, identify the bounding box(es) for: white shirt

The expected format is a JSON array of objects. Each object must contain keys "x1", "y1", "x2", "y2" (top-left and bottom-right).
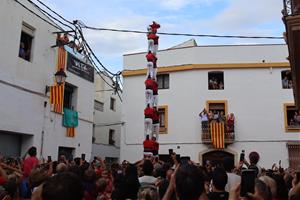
[
  {"x1": 139, "y1": 175, "x2": 157, "y2": 186},
  {"x1": 225, "y1": 172, "x2": 241, "y2": 192}
]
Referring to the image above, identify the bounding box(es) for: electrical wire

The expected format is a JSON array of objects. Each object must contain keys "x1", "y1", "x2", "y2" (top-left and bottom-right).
[
  {"x1": 83, "y1": 26, "x2": 284, "y2": 40},
  {"x1": 14, "y1": 0, "x2": 62, "y2": 30}
]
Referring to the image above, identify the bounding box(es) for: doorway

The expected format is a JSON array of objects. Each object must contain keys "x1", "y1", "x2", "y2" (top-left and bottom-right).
[
  {"x1": 202, "y1": 150, "x2": 234, "y2": 166},
  {"x1": 58, "y1": 146, "x2": 75, "y2": 161}
]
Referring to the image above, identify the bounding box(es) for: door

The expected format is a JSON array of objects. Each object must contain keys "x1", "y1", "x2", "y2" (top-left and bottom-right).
[
  {"x1": 202, "y1": 150, "x2": 234, "y2": 166},
  {"x1": 58, "y1": 146, "x2": 75, "y2": 161}
]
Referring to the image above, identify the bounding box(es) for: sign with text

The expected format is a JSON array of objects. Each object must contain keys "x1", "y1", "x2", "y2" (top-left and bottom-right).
[{"x1": 67, "y1": 52, "x2": 94, "y2": 82}]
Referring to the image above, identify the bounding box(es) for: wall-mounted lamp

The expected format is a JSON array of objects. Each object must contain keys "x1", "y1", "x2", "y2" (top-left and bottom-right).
[{"x1": 45, "y1": 69, "x2": 67, "y2": 94}]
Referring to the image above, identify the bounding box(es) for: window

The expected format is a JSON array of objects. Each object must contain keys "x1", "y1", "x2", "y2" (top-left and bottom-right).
[
  {"x1": 206, "y1": 100, "x2": 228, "y2": 122},
  {"x1": 158, "y1": 105, "x2": 168, "y2": 133},
  {"x1": 281, "y1": 70, "x2": 293, "y2": 89},
  {"x1": 157, "y1": 74, "x2": 169, "y2": 89},
  {"x1": 94, "y1": 100, "x2": 104, "y2": 112},
  {"x1": 19, "y1": 23, "x2": 34, "y2": 61},
  {"x1": 208, "y1": 71, "x2": 224, "y2": 90},
  {"x1": 110, "y1": 97, "x2": 116, "y2": 111},
  {"x1": 284, "y1": 103, "x2": 300, "y2": 131},
  {"x1": 287, "y1": 143, "x2": 300, "y2": 169},
  {"x1": 64, "y1": 83, "x2": 77, "y2": 109},
  {"x1": 109, "y1": 129, "x2": 115, "y2": 145}
]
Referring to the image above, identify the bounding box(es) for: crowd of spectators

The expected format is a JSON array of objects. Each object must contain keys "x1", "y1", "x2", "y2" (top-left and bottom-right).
[
  {"x1": 0, "y1": 147, "x2": 300, "y2": 200},
  {"x1": 199, "y1": 109, "x2": 235, "y2": 134},
  {"x1": 209, "y1": 78, "x2": 224, "y2": 90}
]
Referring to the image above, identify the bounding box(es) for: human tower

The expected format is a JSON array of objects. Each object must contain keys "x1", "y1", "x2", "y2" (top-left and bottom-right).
[{"x1": 143, "y1": 22, "x2": 161, "y2": 157}]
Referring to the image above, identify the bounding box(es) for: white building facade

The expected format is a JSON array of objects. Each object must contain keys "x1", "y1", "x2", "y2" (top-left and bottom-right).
[
  {"x1": 122, "y1": 43, "x2": 300, "y2": 168},
  {"x1": 0, "y1": 0, "x2": 94, "y2": 160},
  {"x1": 92, "y1": 74, "x2": 122, "y2": 162}
]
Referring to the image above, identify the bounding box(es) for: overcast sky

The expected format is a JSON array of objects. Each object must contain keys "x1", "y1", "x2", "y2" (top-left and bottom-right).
[{"x1": 34, "y1": 0, "x2": 285, "y2": 73}]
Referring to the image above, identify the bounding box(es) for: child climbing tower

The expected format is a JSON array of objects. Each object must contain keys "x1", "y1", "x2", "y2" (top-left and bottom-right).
[{"x1": 144, "y1": 21, "x2": 161, "y2": 157}]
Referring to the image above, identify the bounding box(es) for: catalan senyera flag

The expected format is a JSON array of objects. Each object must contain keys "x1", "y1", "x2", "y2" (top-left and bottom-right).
[
  {"x1": 57, "y1": 46, "x2": 67, "y2": 71},
  {"x1": 50, "y1": 84, "x2": 64, "y2": 113},
  {"x1": 210, "y1": 122, "x2": 225, "y2": 149},
  {"x1": 66, "y1": 127, "x2": 75, "y2": 137}
]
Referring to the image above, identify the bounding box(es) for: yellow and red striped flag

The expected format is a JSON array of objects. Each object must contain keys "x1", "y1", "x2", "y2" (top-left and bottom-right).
[
  {"x1": 210, "y1": 122, "x2": 225, "y2": 149},
  {"x1": 57, "y1": 46, "x2": 67, "y2": 71},
  {"x1": 50, "y1": 84, "x2": 64, "y2": 113}
]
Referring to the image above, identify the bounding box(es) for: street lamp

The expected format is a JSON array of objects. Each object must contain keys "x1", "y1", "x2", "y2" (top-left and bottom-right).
[
  {"x1": 54, "y1": 69, "x2": 67, "y2": 85},
  {"x1": 45, "y1": 69, "x2": 67, "y2": 94}
]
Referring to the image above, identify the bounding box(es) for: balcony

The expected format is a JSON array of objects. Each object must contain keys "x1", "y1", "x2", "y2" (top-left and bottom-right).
[
  {"x1": 283, "y1": 0, "x2": 300, "y2": 109},
  {"x1": 201, "y1": 122, "x2": 235, "y2": 146}
]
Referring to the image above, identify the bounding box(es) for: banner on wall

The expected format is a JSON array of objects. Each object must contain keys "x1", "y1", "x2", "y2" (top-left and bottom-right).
[{"x1": 66, "y1": 52, "x2": 94, "y2": 82}]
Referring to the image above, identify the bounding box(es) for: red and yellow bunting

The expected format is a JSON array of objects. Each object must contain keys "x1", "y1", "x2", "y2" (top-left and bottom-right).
[{"x1": 210, "y1": 122, "x2": 225, "y2": 149}]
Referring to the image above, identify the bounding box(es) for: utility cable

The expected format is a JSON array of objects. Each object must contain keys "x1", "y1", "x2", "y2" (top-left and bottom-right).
[{"x1": 83, "y1": 26, "x2": 284, "y2": 40}]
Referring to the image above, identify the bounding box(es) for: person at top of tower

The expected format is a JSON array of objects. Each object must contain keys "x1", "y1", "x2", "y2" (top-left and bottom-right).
[
  {"x1": 145, "y1": 76, "x2": 154, "y2": 106},
  {"x1": 150, "y1": 21, "x2": 160, "y2": 34},
  {"x1": 146, "y1": 51, "x2": 156, "y2": 62}
]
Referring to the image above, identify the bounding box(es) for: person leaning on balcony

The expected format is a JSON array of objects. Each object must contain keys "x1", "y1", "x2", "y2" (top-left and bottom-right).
[
  {"x1": 199, "y1": 108, "x2": 209, "y2": 132},
  {"x1": 227, "y1": 113, "x2": 235, "y2": 133},
  {"x1": 219, "y1": 111, "x2": 226, "y2": 123}
]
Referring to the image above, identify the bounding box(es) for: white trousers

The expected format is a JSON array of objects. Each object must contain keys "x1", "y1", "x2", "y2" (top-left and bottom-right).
[
  {"x1": 153, "y1": 68, "x2": 157, "y2": 80},
  {"x1": 145, "y1": 89, "x2": 153, "y2": 106},
  {"x1": 152, "y1": 95, "x2": 158, "y2": 107},
  {"x1": 152, "y1": 123, "x2": 160, "y2": 140},
  {"x1": 148, "y1": 39, "x2": 154, "y2": 52},
  {"x1": 144, "y1": 118, "x2": 153, "y2": 138},
  {"x1": 147, "y1": 62, "x2": 154, "y2": 78}
]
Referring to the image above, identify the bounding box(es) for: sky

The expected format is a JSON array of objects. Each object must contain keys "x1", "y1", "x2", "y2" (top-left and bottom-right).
[{"x1": 33, "y1": 0, "x2": 285, "y2": 73}]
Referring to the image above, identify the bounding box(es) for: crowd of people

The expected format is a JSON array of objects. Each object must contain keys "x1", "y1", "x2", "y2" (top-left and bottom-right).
[
  {"x1": 199, "y1": 109, "x2": 235, "y2": 134},
  {"x1": 0, "y1": 147, "x2": 300, "y2": 200},
  {"x1": 209, "y1": 78, "x2": 224, "y2": 90},
  {"x1": 289, "y1": 111, "x2": 300, "y2": 127}
]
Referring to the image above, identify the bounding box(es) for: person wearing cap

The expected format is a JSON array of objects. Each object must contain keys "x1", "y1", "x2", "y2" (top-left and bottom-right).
[{"x1": 144, "y1": 104, "x2": 154, "y2": 138}]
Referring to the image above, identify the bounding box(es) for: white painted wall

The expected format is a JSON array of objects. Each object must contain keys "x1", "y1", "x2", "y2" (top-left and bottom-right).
[
  {"x1": 124, "y1": 44, "x2": 288, "y2": 70},
  {"x1": 0, "y1": 0, "x2": 94, "y2": 160},
  {"x1": 121, "y1": 44, "x2": 300, "y2": 168},
  {"x1": 92, "y1": 75, "x2": 122, "y2": 160}
]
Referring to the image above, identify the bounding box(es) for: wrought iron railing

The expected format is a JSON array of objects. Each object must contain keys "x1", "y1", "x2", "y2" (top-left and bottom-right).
[{"x1": 201, "y1": 122, "x2": 235, "y2": 144}]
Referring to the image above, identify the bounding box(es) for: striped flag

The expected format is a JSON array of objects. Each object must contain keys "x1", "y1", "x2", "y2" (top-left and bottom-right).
[
  {"x1": 50, "y1": 84, "x2": 64, "y2": 113},
  {"x1": 57, "y1": 46, "x2": 67, "y2": 71},
  {"x1": 66, "y1": 127, "x2": 75, "y2": 137},
  {"x1": 210, "y1": 122, "x2": 225, "y2": 149}
]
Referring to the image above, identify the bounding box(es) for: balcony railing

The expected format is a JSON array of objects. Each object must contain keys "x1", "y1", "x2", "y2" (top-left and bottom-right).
[
  {"x1": 283, "y1": 0, "x2": 300, "y2": 16},
  {"x1": 201, "y1": 122, "x2": 235, "y2": 145}
]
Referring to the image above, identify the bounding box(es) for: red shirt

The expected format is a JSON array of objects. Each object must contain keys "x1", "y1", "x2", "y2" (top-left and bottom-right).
[
  {"x1": 148, "y1": 33, "x2": 156, "y2": 40},
  {"x1": 153, "y1": 81, "x2": 158, "y2": 95},
  {"x1": 145, "y1": 79, "x2": 154, "y2": 90},
  {"x1": 153, "y1": 141, "x2": 159, "y2": 151},
  {"x1": 144, "y1": 107, "x2": 154, "y2": 118},
  {"x1": 0, "y1": 176, "x2": 7, "y2": 185},
  {"x1": 143, "y1": 140, "x2": 154, "y2": 150},
  {"x1": 23, "y1": 156, "x2": 39, "y2": 177},
  {"x1": 146, "y1": 52, "x2": 156, "y2": 62},
  {"x1": 152, "y1": 110, "x2": 159, "y2": 122}
]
